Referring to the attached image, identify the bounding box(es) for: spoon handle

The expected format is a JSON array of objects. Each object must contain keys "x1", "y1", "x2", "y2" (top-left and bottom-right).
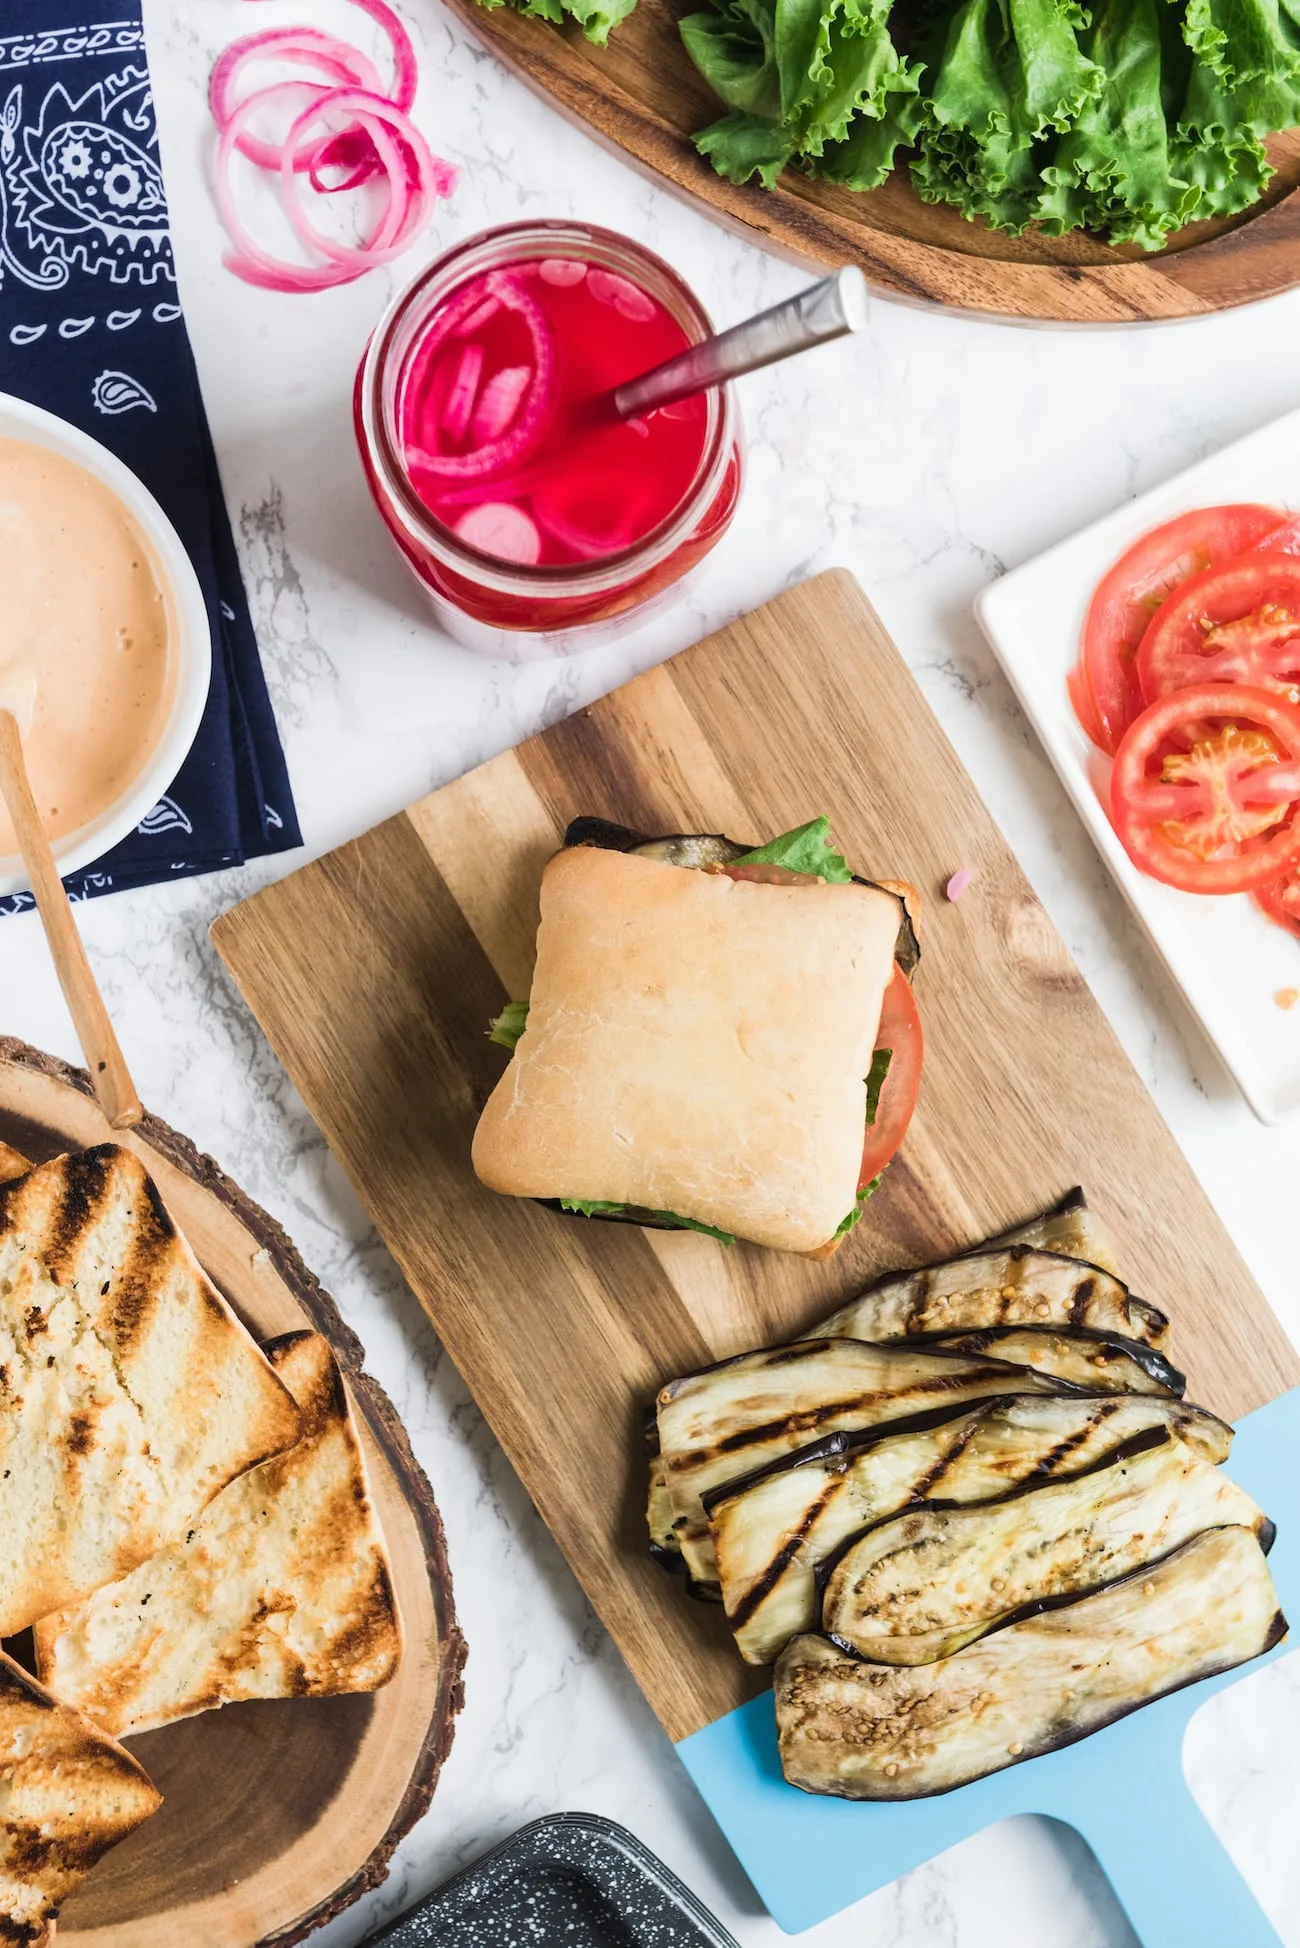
[
  {"x1": 0, "y1": 710, "x2": 142, "y2": 1131},
  {"x1": 612, "y1": 266, "x2": 869, "y2": 421}
]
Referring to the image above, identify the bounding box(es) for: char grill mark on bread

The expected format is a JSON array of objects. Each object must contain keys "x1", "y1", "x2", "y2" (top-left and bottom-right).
[
  {"x1": 0, "y1": 1650, "x2": 160, "y2": 1944},
  {"x1": 0, "y1": 1145, "x2": 301, "y2": 1637},
  {"x1": 34, "y1": 1330, "x2": 403, "y2": 1737},
  {"x1": 471, "y1": 846, "x2": 901, "y2": 1254}
]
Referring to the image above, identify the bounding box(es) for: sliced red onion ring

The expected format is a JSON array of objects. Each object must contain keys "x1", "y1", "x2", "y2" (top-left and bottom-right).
[
  {"x1": 210, "y1": 32, "x2": 382, "y2": 173},
  {"x1": 212, "y1": 0, "x2": 420, "y2": 197},
  {"x1": 531, "y1": 479, "x2": 643, "y2": 560},
  {"x1": 453, "y1": 502, "x2": 543, "y2": 564},
  {"x1": 217, "y1": 85, "x2": 448, "y2": 291},
  {"x1": 406, "y1": 275, "x2": 556, "y2": 479},
  {"x1": 279, "y1": 92, "x2": 434, "y2": 269},
  {"x1": 442, "y1": 344, "x2": 484, "y2": 443},
  {"x1": 469, "y1": 364, "x2": 532, "y2": 445}
]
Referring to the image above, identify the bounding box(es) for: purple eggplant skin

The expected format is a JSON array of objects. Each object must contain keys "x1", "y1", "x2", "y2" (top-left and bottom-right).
[
  {"x1": 655, "y1": 1338, "x2": 1078, "y2": 1587},
  {"x1": 818, "y1": 1246, "x2": 1169, "y2": 1351},
  {"x1": 775, "y1": 1527, "x2": 1286, "y2": 1801},
  {"x1": 815, "y1": 1427, "x2": 1271, "y2": 1667},
  {"x1": 924, "y1": 1325, "x2": 1184, "y2": 1398}
]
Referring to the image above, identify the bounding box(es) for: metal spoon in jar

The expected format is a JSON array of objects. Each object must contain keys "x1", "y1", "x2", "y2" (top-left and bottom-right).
[{"x1": 607, "y1": 265, "x2": 870, "y2": 422}]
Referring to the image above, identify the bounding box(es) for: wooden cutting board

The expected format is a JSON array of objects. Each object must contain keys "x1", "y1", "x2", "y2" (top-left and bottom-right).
[
  {"x1": 212, "y1": 569, "x2": 1300, "y2": 1747},
  {"x1": 440, "y1": 0, "x2": 1300, "y2": 324},
  {"x1": 0, "y1": 1040, "x2": 465, "y2": 1948}
]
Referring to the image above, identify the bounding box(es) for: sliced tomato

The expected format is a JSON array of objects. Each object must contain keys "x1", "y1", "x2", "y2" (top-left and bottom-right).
[
  {"x1": 861, "y1": 967, "x2": 922, "y2": 1187},
  {"x1": 1254, "y1": 859, "x2": 1300, "y2": 937},
  {"x1": 1074, "y1": 505, "x2": 1288, "y2": 754},
  {"x1": 1137, "y1": 553, "x2": 1300, "y2": 705},
  {"x1": 1111, "y1": 685, "x2": 1300, "y2": 894}
]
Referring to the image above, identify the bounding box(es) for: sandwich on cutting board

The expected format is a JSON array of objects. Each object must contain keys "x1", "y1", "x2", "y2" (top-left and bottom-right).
[{"x1": 472, "y1": 816, "x2": 922, "y2": 1255}]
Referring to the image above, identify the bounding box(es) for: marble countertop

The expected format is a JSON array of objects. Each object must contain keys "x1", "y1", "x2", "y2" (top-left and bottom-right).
[{"x1": 7, "y1": 0, "x2": 1300, "y2": 1940}]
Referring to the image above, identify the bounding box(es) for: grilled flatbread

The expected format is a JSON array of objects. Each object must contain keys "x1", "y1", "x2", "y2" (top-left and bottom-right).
[
  {"x1": 0, "y1": 1143, "x2": 28, "y2": 1187},
  {"x1": 36, "y1": 1331, "x2": 403, "y2": 1737},
  {"x1": 472, "y1": 844, "x2": 900, "y2": 1253},
  {"x1": 0, "y1": 1144, "x2": 301, "y2": 1636},
  {"x1": 0, "y1": 1649, "x2": 160, "y2": 1945}
]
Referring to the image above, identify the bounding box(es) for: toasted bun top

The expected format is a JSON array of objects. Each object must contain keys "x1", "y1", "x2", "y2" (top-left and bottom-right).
[{"x1": 471, "y1": 847, "x2": 900, "y2": 1252}]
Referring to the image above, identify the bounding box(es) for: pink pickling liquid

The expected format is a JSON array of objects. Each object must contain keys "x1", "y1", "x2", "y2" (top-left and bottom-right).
[{"x1": 395, "y1": 255, "x2": 710, "y2": 569}]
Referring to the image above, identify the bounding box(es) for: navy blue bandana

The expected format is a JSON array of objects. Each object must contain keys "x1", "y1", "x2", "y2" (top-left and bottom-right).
[{"x1": 0, "y1": 13, "x2": 301, "y2": 912}]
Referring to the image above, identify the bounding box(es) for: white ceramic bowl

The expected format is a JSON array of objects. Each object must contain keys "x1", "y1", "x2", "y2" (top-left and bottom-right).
[{"x1": 0, "y1": 393, "x2": 211, "y2": 899}]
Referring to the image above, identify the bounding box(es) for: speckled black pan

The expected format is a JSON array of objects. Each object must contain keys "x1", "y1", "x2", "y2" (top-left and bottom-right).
[{"x1": 364, "y1": 1813, "x2": 741, "y2": 1946}]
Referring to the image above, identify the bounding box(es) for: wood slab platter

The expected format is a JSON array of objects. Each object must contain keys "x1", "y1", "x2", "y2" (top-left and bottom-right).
[
  {"x1": 0, "y1": 1039, "x2": 466, "y2": 1948},
  {"x1": 437, "y1": 0, "x2": 1300, "y2": 323},
  {"x1": 212, "y1": 569, "x2": 1300, "y2": 1750}
]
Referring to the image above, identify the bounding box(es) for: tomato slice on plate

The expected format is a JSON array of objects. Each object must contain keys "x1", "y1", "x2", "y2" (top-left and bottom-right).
[
  {"x1": 1111, "y1": 684, "x2": 1300, "y2": 893},
  {"x1": 1254, "y1": 859, "x2": 1300, "y2": 936},
  {"x1": 1137, "y1": 553, "x2": 1300, "y2": 705},
  {"x1": 1074, "y1": 505, "x2": 1289, "y2": 754},
  {"x1": 861, "y1": 967, "x2": 922, "y2": 1187}
]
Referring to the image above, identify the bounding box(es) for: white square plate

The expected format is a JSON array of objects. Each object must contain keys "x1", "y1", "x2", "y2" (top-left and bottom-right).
[{"x1": 976, "y1": 408, "x2": 1300, "y2": 1125}]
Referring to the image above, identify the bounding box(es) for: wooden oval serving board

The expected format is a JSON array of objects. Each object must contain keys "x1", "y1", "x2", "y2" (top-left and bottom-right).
[
  {"x1": 440, "y1": 0, "x2": 1300, "y2": 323},
  {"x1": 0, "y1": 1039, "x2": 466, "y2": 1948},
  {"x1": 212, "y1": 570, "x2": 1300, "y2": 1748}
]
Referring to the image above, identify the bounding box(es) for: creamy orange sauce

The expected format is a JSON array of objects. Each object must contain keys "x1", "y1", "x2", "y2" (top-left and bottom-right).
[
  {"x1": 0, "y1": 439, "x2": 174, "y2": 856},
  {"x1": 1276, "y1": 988, "x2": 1300, "y2": 1011}
]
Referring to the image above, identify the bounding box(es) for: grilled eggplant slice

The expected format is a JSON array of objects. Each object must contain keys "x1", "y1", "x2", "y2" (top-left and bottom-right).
[
  {"x1": 776, "y1": 1525, "x2": 1285, "y2": 1799},
  {"x1": 820, "y1": 1429, "x2": 1269, "y2": 1666},
  {"x1": 818, "y1": 1247, "x2": 1168, "y2": 1348},
  {"x1": 656, "y1": 1340, "x2": 1070, "y2": 1586},
  {"x1": 926, "y1": 1325, "x2": 1183, "y2": 1397},
  {"x1": 647, "y1": 1454, "x2": 684, "y2": 1566},
  {"x1": 986, "y1": 1188, "x2": 1124, "y2": 1281},
  {"x1": 708, "y1": 1391, "x2": 1234, "y2": 1665}
]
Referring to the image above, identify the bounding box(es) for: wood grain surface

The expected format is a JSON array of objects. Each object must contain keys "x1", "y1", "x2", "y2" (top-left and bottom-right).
[
  {"x1": 213, "y1": 570, "x2": 1300, "y2": 1745},
  {"x1": 438, "y1": 0, "x2": 1300, "y2": 324},
  {"x1": 0, "y1": 1040, "x2": 466, "y2": 1948}
]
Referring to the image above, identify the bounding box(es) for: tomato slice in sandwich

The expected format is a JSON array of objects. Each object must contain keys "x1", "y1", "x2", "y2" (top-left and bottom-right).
[
  {"x1": 1110, "y1": 684, "x2": 1300, "y2": 894},
  {"x1": 861, "y1": 967, "x2": 922, "y2": 1188}
]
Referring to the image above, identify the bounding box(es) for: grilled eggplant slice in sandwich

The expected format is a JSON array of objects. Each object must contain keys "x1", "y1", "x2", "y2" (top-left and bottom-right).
[
  {"x1": 707, "y1": 1391, "x2": 1234, "y2": 1664},
  {"x1": 818, "y1": 1243, "x2": 1169, "y2": 1349},
  {"x1": 819, "y1": 1427, "x2": 1269, "y2": 1666},
  {"x1": 473, "y1": 815, "x2": 920, "y2": 1256},
  {"x1": 655, "y1": 1339, "x2": 1072, "y2": 1586},
  {"x1": 776, "y1": 1525, "x2": 1284, "y2": 1799}
]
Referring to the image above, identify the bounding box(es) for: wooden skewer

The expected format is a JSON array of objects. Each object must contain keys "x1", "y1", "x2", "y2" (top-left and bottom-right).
[{"x1": 0, "y1": 709, "x2": 142, "y2": 1131}]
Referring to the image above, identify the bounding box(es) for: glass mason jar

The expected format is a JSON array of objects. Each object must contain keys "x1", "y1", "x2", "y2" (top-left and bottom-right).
[{"x1": 354, "y1": 220, "x2": 743, "y2": 652}]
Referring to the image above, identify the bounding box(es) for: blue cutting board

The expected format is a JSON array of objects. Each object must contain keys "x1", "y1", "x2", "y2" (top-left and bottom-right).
[{"x1": 678, "y1": 1387, "x2": 1300, "y2": 1940}]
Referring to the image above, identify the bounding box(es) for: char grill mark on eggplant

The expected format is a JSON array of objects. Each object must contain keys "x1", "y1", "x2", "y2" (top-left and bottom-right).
[
  {"x1": 924, "y1": 1324, "x2": 1184, "y2": 1397},
  {"x1": 984, "y1": 1188, "x2": 1127, "y2": 1284},
  {"x1": 656, "y1": 1339, "x2": 1073, "y2": 1586},
  {"x1": 706, "y1": 1392, "x2": 1235, "y2": 1665},
  {"x1": 817, "y1": 1247, "x2": 1168, "y2": 1349},
  {"x1": 560, "y1": 816, "x2": 921, "y2": 975},
  {"x1": 818, "y1": 1428, "x2": 1269, "y2": 1667},
  {"x1": 775, "y1": 1526, "x2": 1285, "y2": 1800}
]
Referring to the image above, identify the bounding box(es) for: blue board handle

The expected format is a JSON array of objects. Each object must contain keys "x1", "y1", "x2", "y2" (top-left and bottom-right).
[
  {"x1": 676, "y1": 1390, "x2": 1300, "y2": 1937},
  {"x1": 1070, "y1": 1743, "x2": 1282, "y2": 1948}
]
